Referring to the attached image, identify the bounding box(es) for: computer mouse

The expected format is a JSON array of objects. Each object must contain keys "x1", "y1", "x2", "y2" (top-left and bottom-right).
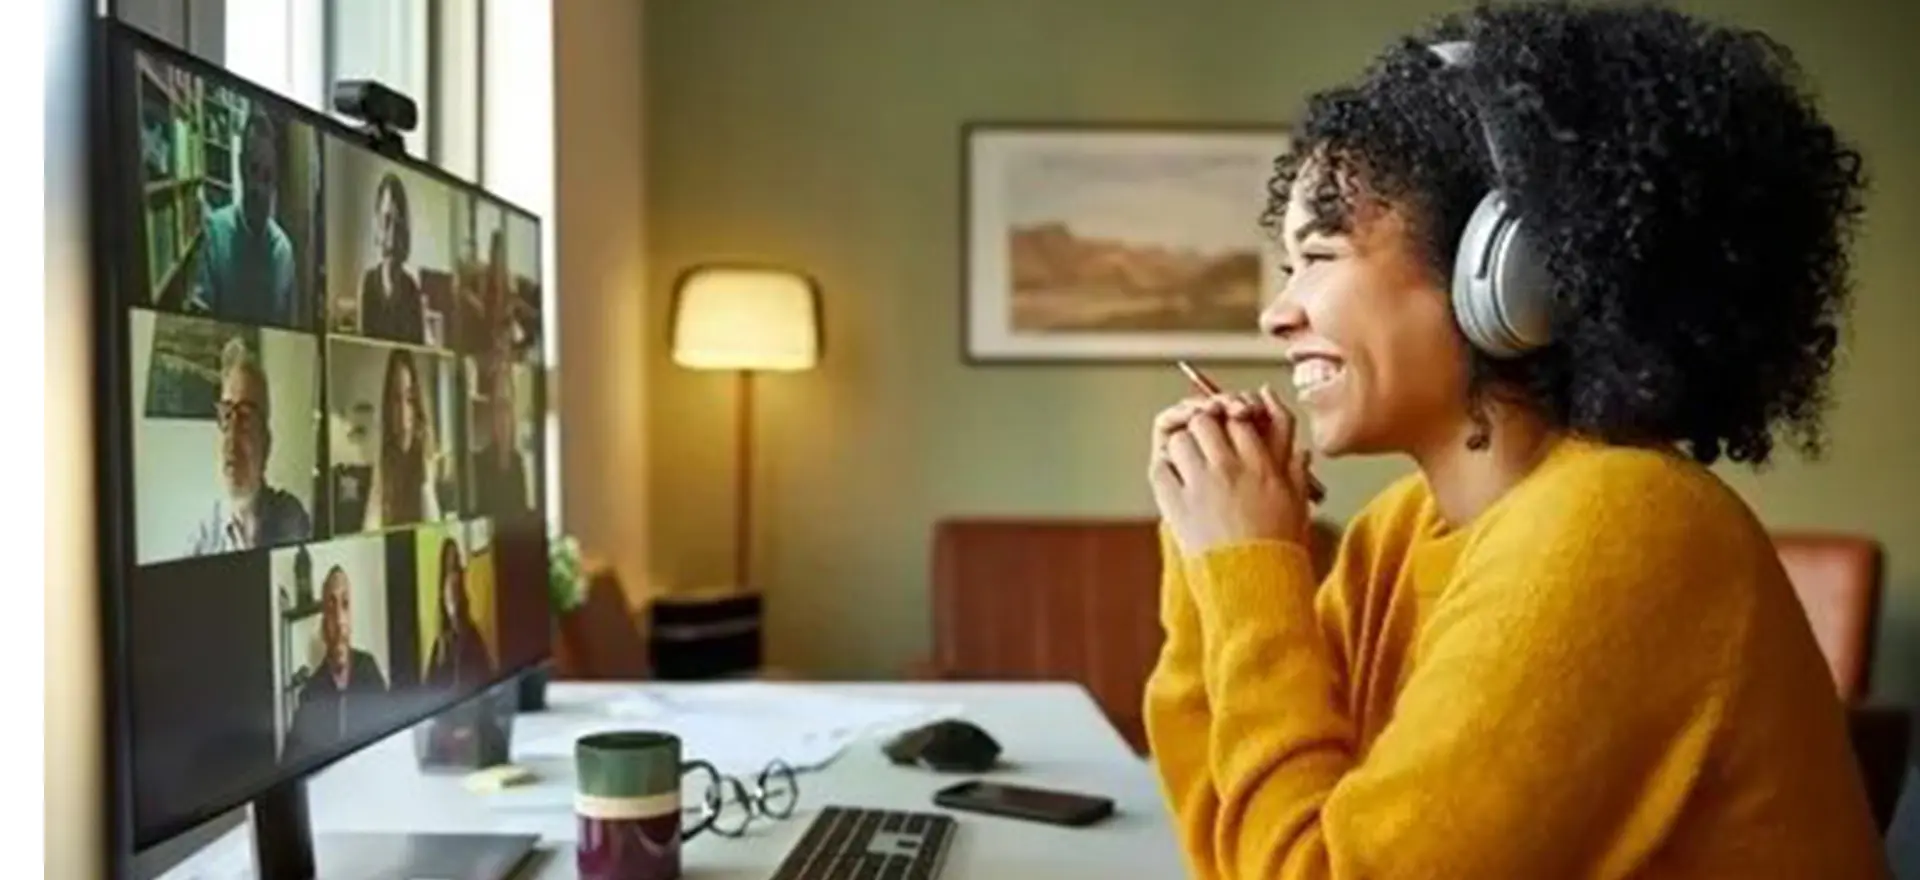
[{"x1": 882, "y1": 719, "x2": 1002, "y2": 773}]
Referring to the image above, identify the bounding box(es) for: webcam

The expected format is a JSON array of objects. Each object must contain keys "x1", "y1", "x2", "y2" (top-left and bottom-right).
[{"x1": 332, "y1": 79, "x2": 417, "y2": 158}]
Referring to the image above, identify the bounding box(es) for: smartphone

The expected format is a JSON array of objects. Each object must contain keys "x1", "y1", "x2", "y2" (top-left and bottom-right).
[{"x1": 933, "y1": 780, "x2": 1115, "y2": 827}]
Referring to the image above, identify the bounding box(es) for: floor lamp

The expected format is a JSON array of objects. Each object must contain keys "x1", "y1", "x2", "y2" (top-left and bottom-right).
[{"x1": 669, "y1": 264, "x2": 822, "y2": 597}]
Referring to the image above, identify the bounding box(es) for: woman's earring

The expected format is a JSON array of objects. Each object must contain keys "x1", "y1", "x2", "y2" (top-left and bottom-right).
[{"x1": 1465, "y1": 409, "x2": 1493, "y2": 452}]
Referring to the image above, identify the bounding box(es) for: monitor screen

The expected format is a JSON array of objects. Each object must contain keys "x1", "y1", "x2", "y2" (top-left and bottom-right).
[{"x1": 100, "y1": 26, "x2": 554, "y2": 849}]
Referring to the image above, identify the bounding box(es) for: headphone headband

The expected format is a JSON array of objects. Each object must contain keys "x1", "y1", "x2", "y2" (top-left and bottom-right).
[
  {"x1": 1427, "y1": 40, "x2": 1475, "y2": 65},
  {"x1": 1426, "y1": 40, "x2": 1512, "y2": 182},
  {"x1": 1424, "y1": 39, "x2": 1553, "y2": 358}
]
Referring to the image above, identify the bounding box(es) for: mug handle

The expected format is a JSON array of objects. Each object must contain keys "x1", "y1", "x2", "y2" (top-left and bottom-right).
[{"x1": 680, "y1": 759, "x2": 720, "y2": 841}]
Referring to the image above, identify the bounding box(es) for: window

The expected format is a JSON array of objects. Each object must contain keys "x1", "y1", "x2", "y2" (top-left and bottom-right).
[
  {"x1": 480, "y1": 0, "x2": 561, "y2": 531},
  {"x1": 431, "y1": 0, "x2": 483, "y2": 179},
  {"x1": 222, "y1": 0, "x2": 324, "y2": 108},
  {"x1": 221, "y1": 0, "x2": 291, "y2": 97},
  {"x1": 325, "y1": 0, "x2": 432, "y2": 159}
]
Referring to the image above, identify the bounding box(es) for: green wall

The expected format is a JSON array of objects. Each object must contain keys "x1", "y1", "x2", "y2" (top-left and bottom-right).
[{"x1": 643, "y1": 0, "x2": 1919, "y2": 701}]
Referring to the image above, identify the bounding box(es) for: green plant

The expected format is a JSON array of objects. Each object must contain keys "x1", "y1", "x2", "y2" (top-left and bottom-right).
[{"x1": 548, "y1": 535, "x2": 587, "y2": 614}]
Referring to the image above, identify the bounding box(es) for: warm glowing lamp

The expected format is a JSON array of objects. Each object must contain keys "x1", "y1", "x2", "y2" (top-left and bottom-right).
[{"x1": 670, "y1": 265, "x2": 822, "y2": 593}]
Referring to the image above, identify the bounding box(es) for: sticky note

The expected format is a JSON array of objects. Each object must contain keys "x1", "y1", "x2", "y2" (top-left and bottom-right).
[{"x1": 463, "y1": 763, "x2": 536, "y2": 792}]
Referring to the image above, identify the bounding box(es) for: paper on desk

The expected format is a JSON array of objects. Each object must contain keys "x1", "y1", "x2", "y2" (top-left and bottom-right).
[{"x1": 516, "y1": 683, "x2": 962, "y2": 777}]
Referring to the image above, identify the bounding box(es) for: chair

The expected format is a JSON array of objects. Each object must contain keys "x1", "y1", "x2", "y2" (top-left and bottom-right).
[
  {"x1": 553, "y1": 563, "x2": 650, "y2": 680},
  {"x1": 918, "y1": 517, "x2": 1341, "y2": 755},
  {"x1": 1773, "y1": 531, "x2": 1883, "y2": 701},
  {"x1": 921, "y1": 519, "x2": 1163, "y2": 753}
]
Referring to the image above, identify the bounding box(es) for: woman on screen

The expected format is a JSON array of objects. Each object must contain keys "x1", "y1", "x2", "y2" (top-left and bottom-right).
[
  {"x1": 362, "y1": 348, "x2": 442, "y2": 529},
  {"x1": 425, "y1": 537, "x2": 493, "y2": 689},
  {"x1": 359, "y1": 172, "x2": 425, "y2": 344}
]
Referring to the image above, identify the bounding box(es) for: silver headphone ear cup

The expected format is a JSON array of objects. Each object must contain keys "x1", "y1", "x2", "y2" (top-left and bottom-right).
[
  {"x1": 1489, "y1": 213, "x2": 1553, "y2": 353},
  {"x1": 1451, "y1": 190, "x2": 1551, "y2": 358},
  {"x1": 1452, "y1": 191, "x2": 1512, "y2": 356}
]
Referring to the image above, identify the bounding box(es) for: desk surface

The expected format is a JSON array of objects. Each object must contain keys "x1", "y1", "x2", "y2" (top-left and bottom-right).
[{"x1": 164, "y1": 681, "x2": 1184, "y2": 879}]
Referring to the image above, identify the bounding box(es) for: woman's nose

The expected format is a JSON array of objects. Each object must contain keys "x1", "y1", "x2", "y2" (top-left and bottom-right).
[{"x1": 1259, "y1": 285, "x2": 1307, "y2": 339}]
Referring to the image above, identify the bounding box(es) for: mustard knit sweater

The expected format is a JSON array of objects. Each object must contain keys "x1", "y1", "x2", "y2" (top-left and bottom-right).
[{"x1": 1144, "y1": 437, "x2": 1887, "y2": 879}]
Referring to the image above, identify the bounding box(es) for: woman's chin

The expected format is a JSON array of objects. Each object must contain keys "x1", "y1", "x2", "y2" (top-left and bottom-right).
[
  {"x1": 1304, "y1": 413, "x2": 1359, "y2": 458},
  {"x1": 1303, "y1": 419, "x2": 1339, "y2": 456}
]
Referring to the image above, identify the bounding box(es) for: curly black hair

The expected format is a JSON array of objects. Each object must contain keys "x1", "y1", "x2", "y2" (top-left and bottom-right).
[{"x1": 1265, "y1": 1, "x2": 1867, "y2": 466}]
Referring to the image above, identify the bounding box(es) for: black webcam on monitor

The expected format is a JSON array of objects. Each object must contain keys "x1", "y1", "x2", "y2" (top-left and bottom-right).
[{"x1": 332, "y1": 79, "x2": 416, "y2": 158}]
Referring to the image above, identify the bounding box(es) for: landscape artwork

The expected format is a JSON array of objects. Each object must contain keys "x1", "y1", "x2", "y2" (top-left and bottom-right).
[{"x1": 963, "y1": 124, "x2": 1289, "y2": 362}]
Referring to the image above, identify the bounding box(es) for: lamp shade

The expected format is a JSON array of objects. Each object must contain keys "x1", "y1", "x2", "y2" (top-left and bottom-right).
[{"x1": 670, "y1": 266, "x2": 821, "y2": 371}]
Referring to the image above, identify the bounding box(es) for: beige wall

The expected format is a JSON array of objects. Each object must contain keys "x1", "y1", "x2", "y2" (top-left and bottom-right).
[
  {"x1": 555, "y1": 0, "x2": 650, "y2": 605},
  {"x1": 46, "y1": 0, "x2": 105, "y2": 873},
  {"x1": 640, "y1": 0, "x2": 1919, "y2": 699}
]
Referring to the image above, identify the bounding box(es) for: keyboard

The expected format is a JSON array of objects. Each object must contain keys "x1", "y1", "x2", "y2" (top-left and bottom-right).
[{"x1": 767, "y1": 805, "x2": 957, "y2": 880}]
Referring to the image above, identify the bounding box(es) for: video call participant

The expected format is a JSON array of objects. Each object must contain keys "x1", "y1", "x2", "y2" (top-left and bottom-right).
[
  {"x1": 284, "y1": 565, "x2": 388, "y2": 760},
  {"x1": 363, "y1": 347, "x2": 444, "y2": 529},
  {"x1": 424, "y1": 537, "x2": 493, "y2": 690},
  {"x1": 189, "y1": 337, "x2": 311, "y2": 555},
  {"x1": 192, "y1": 108, "x2": 300, "y2": 328},
  {"x1": 471, "y1": 362, "x2": 531, "y2": 517},
  {"x1": 359, "y1": 172, "x2": 425, "y2": 344},
  {"x1": 477, "y1": 229, "x2": 519, "y2": 358}
]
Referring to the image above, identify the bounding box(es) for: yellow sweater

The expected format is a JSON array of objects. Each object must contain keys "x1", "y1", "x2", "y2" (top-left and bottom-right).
[{"x1": 1144, "y1": 436, "x2": 1887, "y2": 879}]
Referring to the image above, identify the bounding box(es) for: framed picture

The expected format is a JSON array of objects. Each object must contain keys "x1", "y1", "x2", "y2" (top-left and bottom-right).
[{"x1": 962, "y1": 122, "x2": 1290, "y2": 364}]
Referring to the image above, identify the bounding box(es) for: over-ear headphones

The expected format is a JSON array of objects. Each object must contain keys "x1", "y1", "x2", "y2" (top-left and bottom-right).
[{"x1": 1427, "y1": 41, "x2": 1553, "y2": 358}]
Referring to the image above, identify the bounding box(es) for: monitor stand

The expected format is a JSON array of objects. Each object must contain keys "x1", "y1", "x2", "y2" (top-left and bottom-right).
[{"x1": 254, "y1": 777, "x2": 540, "y2": 880}]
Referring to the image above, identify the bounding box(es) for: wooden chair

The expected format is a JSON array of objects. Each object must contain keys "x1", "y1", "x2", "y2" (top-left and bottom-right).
[
  {"x1": 915, "y1": 516, "x2": 1886, "y2": 759},
  {"x1": 553, "y1": 562, "x2": 650, "y2": 680},
  {"x1": 916, "y1": 517, "x2": 1340, "y2": 755},
  {"x1": 918, "y1": 519, "x2": 1162, "y2": 753},
  {"x1": 1773, "y1": 531, "x2": 1884, "y2": 702}
]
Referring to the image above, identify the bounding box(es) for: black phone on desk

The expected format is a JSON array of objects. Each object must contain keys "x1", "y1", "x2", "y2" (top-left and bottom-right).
[{"x1": 933, "y1": 779, "x2": 1114, "y2": 827}]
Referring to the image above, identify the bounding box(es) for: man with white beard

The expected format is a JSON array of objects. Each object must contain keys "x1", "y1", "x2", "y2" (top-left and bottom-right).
[{"x1": 188, "y1": 337, "x2": 311, "y2": 555}]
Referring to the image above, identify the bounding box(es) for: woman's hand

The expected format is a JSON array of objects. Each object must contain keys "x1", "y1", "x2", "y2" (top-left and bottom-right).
[{"x1": 1148, "y1": 386, "x2": 1313, "y2": 556}]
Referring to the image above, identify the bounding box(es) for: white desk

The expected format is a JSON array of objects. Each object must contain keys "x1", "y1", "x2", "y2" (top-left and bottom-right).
[{"x1": 164, "y1": 681, "x2": 1184, "y2": 879}]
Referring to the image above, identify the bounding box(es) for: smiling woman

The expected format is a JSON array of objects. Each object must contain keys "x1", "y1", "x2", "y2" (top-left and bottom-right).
[
  {"x1": 1261, "y1": 196, "x2": 1463, "y2": 459},
  {"x1": 1142, "y1": 2, "x2": 1882, "y2": 878}
]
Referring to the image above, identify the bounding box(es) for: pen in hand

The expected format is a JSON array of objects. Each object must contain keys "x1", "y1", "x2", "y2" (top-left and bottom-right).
[{"x1": 1176, "y1": 360, "x2": 1328, "y2": 505}]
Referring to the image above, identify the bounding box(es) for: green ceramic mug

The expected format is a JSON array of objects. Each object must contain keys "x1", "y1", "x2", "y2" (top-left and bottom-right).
[{"x1": 575, "y1": 731, "x2": 719, "y2": 880}]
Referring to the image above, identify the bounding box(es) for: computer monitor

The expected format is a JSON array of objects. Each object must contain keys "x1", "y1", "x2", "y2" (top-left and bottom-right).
[{"x1": 92, "y1": 20, "x2": 554, "y2": 879}]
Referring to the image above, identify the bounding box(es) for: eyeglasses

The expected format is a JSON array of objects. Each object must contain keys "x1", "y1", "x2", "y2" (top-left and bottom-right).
[
  {"x1": 215, "y1": 400, "x2": 262, "y2": 433},
  {"x1": 683, "y1": 759, "x2": 799, "y2": 838}
]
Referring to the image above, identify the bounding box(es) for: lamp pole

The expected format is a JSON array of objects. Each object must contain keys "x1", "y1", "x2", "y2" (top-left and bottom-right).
[{"x1": 734, "y1": 368, "x2": 755, "y2": 593}]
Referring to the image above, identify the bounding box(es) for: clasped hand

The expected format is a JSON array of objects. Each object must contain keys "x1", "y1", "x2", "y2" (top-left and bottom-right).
[{"x1": 1148, "y1": 386, "x2": 1313, "y2": 556}]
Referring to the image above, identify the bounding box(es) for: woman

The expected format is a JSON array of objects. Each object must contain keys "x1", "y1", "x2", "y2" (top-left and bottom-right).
[
  {"x1": 424, "y1": 537, "x2": 492, "y2": 689},
  {"x1": 363, "y1": 347, "x2": 442, "y2": 529},
  {"x1": 1144, "y1": 4, "x2": 1883, "y2": 878},
  {"x1": 358, "y1": 172, "x2": 424, "y2": 344}
]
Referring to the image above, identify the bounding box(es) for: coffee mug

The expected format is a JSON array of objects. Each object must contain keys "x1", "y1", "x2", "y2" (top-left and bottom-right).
[{"x1": 575, "y1": 731, "x2": 719, "y2": 880}]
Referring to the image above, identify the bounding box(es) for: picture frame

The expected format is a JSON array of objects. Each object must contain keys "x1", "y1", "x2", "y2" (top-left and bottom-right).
[{"x1": 961, "y1": 121, "x2": 1291, "y2": 364}]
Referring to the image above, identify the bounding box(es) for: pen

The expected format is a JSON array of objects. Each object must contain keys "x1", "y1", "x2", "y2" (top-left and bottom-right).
[{"x1": 1176, "y1": 360, "x2": 1328, "y2": 504}]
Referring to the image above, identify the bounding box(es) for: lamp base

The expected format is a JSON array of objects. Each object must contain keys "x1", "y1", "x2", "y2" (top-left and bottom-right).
[{"x1": 646, "y1": 590, "x2": 763, "y2": 680}]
